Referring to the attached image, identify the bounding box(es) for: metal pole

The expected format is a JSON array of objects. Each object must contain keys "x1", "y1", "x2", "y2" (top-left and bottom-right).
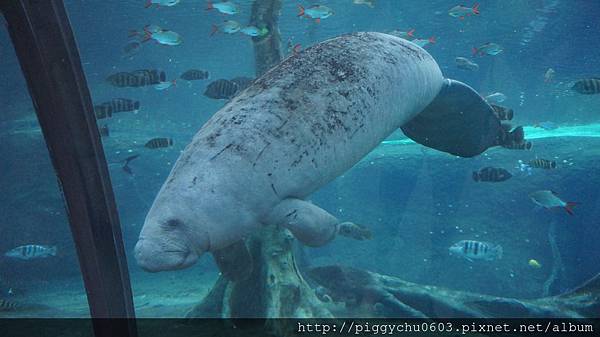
[{"x1": 1, "y1": 1, "x2": 137, "y2": 336}]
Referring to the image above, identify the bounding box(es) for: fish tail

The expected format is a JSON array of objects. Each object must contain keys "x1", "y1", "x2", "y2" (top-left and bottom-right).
[
  {"x1": 428, "y1": 36, "x2": 436, "y2": 44},
  {"x1": 206, "y1": 1, "x2": 213, "y2": 10},
  {"x1": 472, "y1": 171, "x2": 479, "y2": 182},
  {"x1": 407, "y1": 29, "x2": 415, "y2": 38},
  {"x1": 297, "y1": 5, "x2": 305, "y2": 17},
  {"x1": 495, "y1": 245, "x2": 503, "y2": 259},
  {"x1": 49, "y1": 246, "x2": 58, "y2": 256},
  {"x1": 473, "y1": 3, "x2": 480, "y2": 15},
  {"x1": 565, "y1": 202, "x2": 578, "y2": 215},
  {"x1": 210, "y1": 24, "x2": 219, "y2": 36}
]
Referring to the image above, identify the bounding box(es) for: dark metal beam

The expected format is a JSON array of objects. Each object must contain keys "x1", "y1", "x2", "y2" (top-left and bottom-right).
[{"x1": 1, "y1": 1, "x2": 137, "y2": 335}]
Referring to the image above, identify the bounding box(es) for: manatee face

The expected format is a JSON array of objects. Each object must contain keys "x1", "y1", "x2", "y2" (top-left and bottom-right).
[{"x1": 134, "y1": 195, "x2": 210, "y2": 272}]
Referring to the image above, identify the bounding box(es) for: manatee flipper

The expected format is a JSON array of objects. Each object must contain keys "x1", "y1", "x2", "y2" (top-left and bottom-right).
[
  {"x1": 264, "y1": 198, "x2": 338, "y2": 247},
  {"x1": 211, "y1": 240, "x2": 253, "y2": 281},
  {"x1": 401, "y1": 79, "x2": 524, "y2": 157}
]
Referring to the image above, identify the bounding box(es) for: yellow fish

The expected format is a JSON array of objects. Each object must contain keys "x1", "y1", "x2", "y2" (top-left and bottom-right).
[{"x1": 528, "y1": 259, "x2": 542, "y2": 269}]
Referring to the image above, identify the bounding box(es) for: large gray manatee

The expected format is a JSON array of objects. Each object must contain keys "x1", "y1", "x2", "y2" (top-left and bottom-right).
[{"x1": 134, "y1": 32, "x2": 522, "y2": 272}]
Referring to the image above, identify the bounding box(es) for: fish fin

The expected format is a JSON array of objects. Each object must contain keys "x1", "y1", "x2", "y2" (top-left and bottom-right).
[
  {"x1": 401, "y1": 79, "x2": 508, "y2": 157},
  {"x1": 565, "y1": 202, "x2": 578, "y2": 215},
  {"x1": 315, "y1": 18, "x2": 321, "y2": 24},
  {"x1": 495, "y1": 245, "x2": 503, "y2": 259},
  {"x1": 210, "y1": 24, "x2": 218, "y2": 36},
  {"x1": 428, "y1": 36, "x2": 436, "y2": 44},
  {"x1": 297, "y1": 4, "x2": 305, "y2": 17},
  {"x1": 473, "y1": 3, "x2": 480, "y2": 14},
  {"x1": 407, "y1": 29, "x2": 415, "y2": 37},
  {"x1": 206, "y1": 1, "x2": 213, "y2": 10},
  {"x1": 128, "y1": 30, "x2": 139, "y2": 37}
]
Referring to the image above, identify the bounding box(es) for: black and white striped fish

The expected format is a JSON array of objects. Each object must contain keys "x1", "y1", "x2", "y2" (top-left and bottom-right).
[
  {"x1": 0, "y1": 299, "x2": 19, "y2": 311},
  {"x1": 94, "y1": 98, "x2": 140, "y2": 119},
  {"x1": 4, "y1": 245, "x2": 57, "y2": 260},
  {"x1": 145, "y1": 137, "x2": 173, "y2": 149},
  {"x1": 106, "y1": 69, "x2": 165, "y2": 88},
  {"x1": 204, "y1": 79, "x2": 239, "y2": 99},
  {"x1": 502, "y1": 140, "x2": 532, "y2": 150},
  {"x1": 449, "y1": 240, "x2": 503, "y2": 261},
  {"x1": 572, "y1": 78, "x2": 600, "y2": 95},
  {"x1": 529, "y1": 158, "x2": 556, "y2": 169},
  {"x1": 180, "y1": 69, "x2": 210, "y2": 81},
  {"x1": 472, "y1": 167, "x2": 512, "y2": 182}
]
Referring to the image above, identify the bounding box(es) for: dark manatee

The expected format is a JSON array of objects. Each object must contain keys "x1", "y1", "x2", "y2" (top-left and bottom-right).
[{"x1": 134, "y1": 32, "x2": 522, "y2": 274}]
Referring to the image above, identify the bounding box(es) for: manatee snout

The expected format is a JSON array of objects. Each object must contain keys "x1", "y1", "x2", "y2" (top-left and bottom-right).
[{"x1": 134, "y1": 218, "x2": 202, "y2": 272}]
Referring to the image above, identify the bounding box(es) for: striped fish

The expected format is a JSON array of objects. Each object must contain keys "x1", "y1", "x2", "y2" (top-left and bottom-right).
[
  {"x1": 449, "y1": 240, "x2": 503, "y2": 262},
  {"x1": 180, "y1": 69, "x2": 210, "y2": 81},
  {"x1": 529, "y1": 159, "x2": 556, "y2": 169},
  {"x1": 472, "y1": 167, "x2": 512, "y2": 182},
  {"x1": 0, "y1": 299, "x2": 18, "y2": 311},
  {"x1": 502, "y1": 141, "x2": 532, "y2": 150},
  {"x1": 204, "y1": 79, "x2": 239, "y2": 99},
  {"x1": 572, "y1": 78, "x2": 600, "y2": 95},
  {"x1": 106, "y1": 70, "x2": 166, "y2": 87},
  {"x1": 94, "y1": 98, "x2": 140, "y2": 119},
  {"x1": 4, "y1": 245, "x2": 57, "y2": 260},
  {"x1": 145, "y1": 138, "x2": 173, "y2": 149}
]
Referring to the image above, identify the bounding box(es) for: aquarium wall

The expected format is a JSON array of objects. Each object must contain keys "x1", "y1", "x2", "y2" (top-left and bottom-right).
[{"x1": 1, "y1": 0, "x2": 600, "y2": 322}]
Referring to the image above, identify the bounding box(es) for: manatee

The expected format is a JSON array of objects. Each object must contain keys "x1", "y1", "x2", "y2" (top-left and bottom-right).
[{"x1": 134, "y1": 32, "x2": 522, "y2": 272}]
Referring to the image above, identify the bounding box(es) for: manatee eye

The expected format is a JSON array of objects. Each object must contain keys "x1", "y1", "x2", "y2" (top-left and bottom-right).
[{"x1": 163, "y1": 218, "x2": 183, "y2": 231}]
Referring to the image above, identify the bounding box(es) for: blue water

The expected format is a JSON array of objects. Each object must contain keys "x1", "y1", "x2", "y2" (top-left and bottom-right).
[{"x1": 1, "y1": 0, "x2": 600, "y2": 318}]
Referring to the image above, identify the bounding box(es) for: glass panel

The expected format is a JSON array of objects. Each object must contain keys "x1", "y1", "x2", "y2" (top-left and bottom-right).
[
  {"x1": 0, "y1": 14, "x2": 88, "y2": 318},
  {"x1": 64, "y1": 0, "x2": 600, "y2": 319}
]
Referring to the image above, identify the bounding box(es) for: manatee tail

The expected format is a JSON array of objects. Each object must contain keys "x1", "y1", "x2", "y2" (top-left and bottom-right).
[{"x1": 401, "y1": 79, "x2": 522, "y2": 158}]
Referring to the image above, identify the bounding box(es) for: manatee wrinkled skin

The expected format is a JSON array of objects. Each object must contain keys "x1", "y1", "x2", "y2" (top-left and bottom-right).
[{"x1": 134, "y1": 32, "x2": 444, "y2": 272}]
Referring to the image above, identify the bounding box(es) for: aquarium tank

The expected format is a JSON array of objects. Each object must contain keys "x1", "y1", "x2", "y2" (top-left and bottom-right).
[{"x1": 1, "y1": 0, "x2": 599, "y2": 336}]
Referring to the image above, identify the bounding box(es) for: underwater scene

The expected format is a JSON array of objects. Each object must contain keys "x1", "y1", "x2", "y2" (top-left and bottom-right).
[{"x1": 1, "y1": 0, "x2": 600, "y2": 321}]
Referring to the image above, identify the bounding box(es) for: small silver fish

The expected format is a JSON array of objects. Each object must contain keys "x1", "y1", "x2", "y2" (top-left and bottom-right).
[
  {"x1": 448, "y1": 3, "x2": 480, "y2": 19},
  {"x1": 154, "y1": 80, "x2": 176, "y2": 90},
  {"x1": 144, "y1": 29, "x2": 182, "y2": 46},
  {"x1": 544, "y1": 68, "x2": 555, "y2": 83},
  {"x1": 485, "y1": 92, "x2": 507, "y2": 103},
  {"x1": 455, "y1": 57, "x2": 479, "y2": 71},
  {"x1": 211, "y1": 20, "x2": 241, "y2": 35},
  {"x1": 412, "y1": 36, "x2": 436, "y2": 48},
  {"x1": 473, "y1": 42, "x2": 503, "y2": 56},
  {"x1": 449, "y1": 240, "x2": 502, "y2": 262},
  {"x1": 239, "y1": 26, "x2": 269, "y2": 37},
  {"x1": 206, "y1": 1, "x2": 239, "y2": 15},
  {"x1": 298, "y1": 4, "x2": 334, "y2": 23},
  {"x1": 529, "y1": 190, "x2": 577, "y2": 215},
  {"x1": 145, "y1": 0, "x2": 180, "y2": 8},
  {"x1": 387, "y1": 28, "x2": 415, "y2": 40},
  {"x1": 5, "y1": 245, "x2": 57, "y2": 260}
]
